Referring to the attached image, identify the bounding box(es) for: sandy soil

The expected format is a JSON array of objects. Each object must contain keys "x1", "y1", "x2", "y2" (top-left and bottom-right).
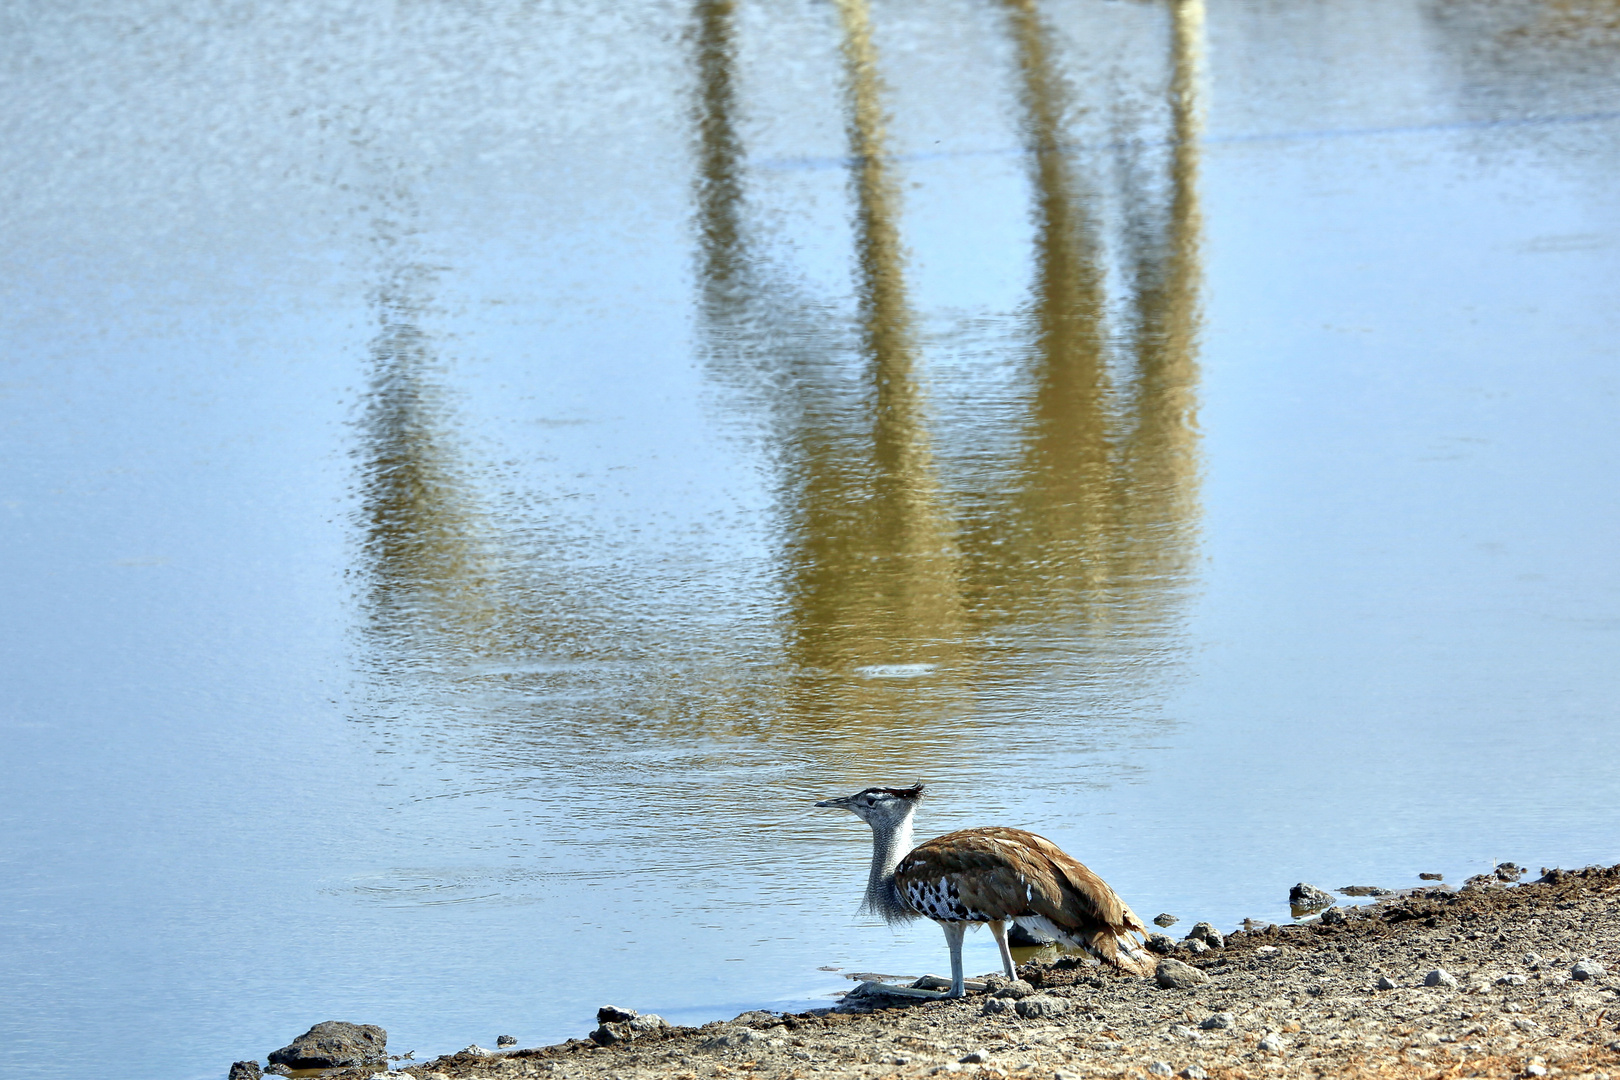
[{"x1": 314, "y1": 864, "x2": 1620, "y2": 1080}]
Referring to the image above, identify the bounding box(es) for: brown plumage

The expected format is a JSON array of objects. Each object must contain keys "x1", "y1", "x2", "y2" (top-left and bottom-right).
[
  {"x1": 815, "y1": 785, "x2": 1152, "y2": 997},
  {"x1": 896, "y1": 827, "x2": 1152, "y2": 976}
]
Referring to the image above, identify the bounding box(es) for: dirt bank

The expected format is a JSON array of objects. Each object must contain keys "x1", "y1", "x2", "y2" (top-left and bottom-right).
[{"x1": 330, "y1": 865, "x2": 1620, "y2": 1080}]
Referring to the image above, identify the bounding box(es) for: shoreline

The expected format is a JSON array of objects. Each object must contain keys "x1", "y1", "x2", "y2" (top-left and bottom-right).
[{"x1": 263, "y1": 864, "x2": 1620, "y2": 1080}]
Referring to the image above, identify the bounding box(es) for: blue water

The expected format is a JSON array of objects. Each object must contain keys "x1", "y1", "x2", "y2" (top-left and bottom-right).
[{"x1": 2, "y1": 1, "x2": 1618, "y2": 1077}]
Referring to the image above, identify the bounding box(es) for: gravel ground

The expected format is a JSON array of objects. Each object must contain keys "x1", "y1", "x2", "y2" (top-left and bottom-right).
[{"x1": 308, "y1": 864, "x2": 1620, "y2": 1080}]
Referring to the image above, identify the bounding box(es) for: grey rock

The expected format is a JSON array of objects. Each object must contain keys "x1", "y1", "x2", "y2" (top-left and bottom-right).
[
  {"x1": 1376, "y1": 976, "x2": 1398, "y2": 990},
  {"x1": 630, "y1": 1014, "x2": 669, "y2": 1032},
  {"x1": 1199, "y1": 1012, "x2": 1235, "y2": 1030},
  {"x1": 1185, "y1": 922, "x2": 1224, "y2": 949},
  {"x1": 267, "y1": 1022, "x2": 387, "y2": 1070},
  {"x1": 980, "y1": 996, "x2": 1014, "y2": 1016},
  {"x1": 1572, "y1": 958, "x2": 1608, "y2": 981},
  {"x1": 702, "y1": 1027, "x2": 766, "y2": 1050},
  {"x1": 227, "y1": 1063, "x2": 262, "y2": 1080},
  {"x1": 1257, "y1": 1032, "x2": 1286, "y2": 1054},
  {"x1": 1418, "y1": 873, "x2": 1444, "y2": 881},
  {"x1": 1148, "y1": 1063, "x2": 1173, "y2": 1076},
  {"x1": 597, "y1": 1005, "x2": 638, "y2": 1023},
  {"x1": 1155, "y1": 958, "x2": 1209, "y2": 989},
  {"x1": 1337, "y1": 885, "x2": 1392, "y2": 897},
  {"x1": 1319, "y1": 907, "x2": 1348, "y2": 925},
  {"x1": 460, "y1": 1045, "x2": 494, "y2": 1057},
  {"x1": 1169, "y1": 1025, "x2": 1198, "y2": 1040},
  {"x1": 1494, "y1": 862, "x2": 1525, "y2": 882},
  {"x1": 1185, "y1": 939, "x2": 1211, "y2": 955},
  {"x1": 959, "y1": 1050, "x2": 989, "y2": 1064},
  {"x1": 1524, "y1": 952, "x2": 1545, "y2": 969},
  {"x1": 1146, "y1": 933, "x2": 1178, "y2": 956},
  {"x1": 1181, "y1": 1067, "x2": 1209, "y2": 1080},
  {"x1": 1153, "y1": 913, "x2": 1179, "y2": 928},
  {"x1": 1424, "y1": 968, "x2": 1459, "y2": 988},
  {"x1": 1525, "y1": 1065, "x2": 1548, "y2": 1077},
  {"x1": 1498, "y1": 973, "x2": 1528, "y2": 986},
  {"x1": 1289, "y1": 883, "x2": 1334, "y2": 912},
  {"x1": 1608, "y1": 1040, "x2": 1620, "y2": 1053},
  {"x1": 1014, "y1": 995, "x2": 1070, "y2": 1019},
  {"x1": 991, "y1": 979, "x2": 1036, "y2": 999},
  {"x1": 591, "y1": 1023, "x2": 634, "y2": 1046},
  {"x1": 497, "y1": 1035, "x2": 517, "y2": 1047},
  {"x1": 263, "y1": 1066, "x2": 293, "y2": 1077}
]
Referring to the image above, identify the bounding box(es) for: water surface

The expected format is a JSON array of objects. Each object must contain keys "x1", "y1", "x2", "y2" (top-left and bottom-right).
[{"x1": 3, "y1": 1, "x2": 1619, "y2": 1077}]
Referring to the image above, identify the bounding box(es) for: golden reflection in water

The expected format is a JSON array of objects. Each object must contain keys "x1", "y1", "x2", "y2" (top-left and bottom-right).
[{"x1": 355, "y1": 218, "x2": 505, "y2": 664}]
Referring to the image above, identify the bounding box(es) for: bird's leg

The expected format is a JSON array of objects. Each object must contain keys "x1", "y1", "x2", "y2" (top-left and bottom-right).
[
  {"x1": 940, "y1": 921, "x2": 967, "y2": 998},
  {"x1": 988, "y1": 919, "x2": 1017, "y2": 981}
]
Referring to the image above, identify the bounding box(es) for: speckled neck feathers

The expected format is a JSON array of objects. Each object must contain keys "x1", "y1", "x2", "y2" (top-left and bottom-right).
[{"x1": 860, "y1": 808, "x2": 919, "y2": 923}]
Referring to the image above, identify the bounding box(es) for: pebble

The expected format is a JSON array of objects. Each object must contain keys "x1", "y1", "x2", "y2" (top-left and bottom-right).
[
  {"x1": 1185, "y1": 922, "x2": 1224, "y2": 949},
  {"x1": 1525, "y1": 1065, "x2": 1548, "y2": 1077},
  {"x1": 981, "y1": 997, "x2": 1014, "y2": 1016},
  {"x1": 1337, "y1": 885, "x2": 1392, "y2": 896},
  {"x1": 960, "y1": 1050, "x2": 990, "y2": 1064},
  {"x1": 496, "y1": 1035, "x2": 517, "y2": 1047},
  {"x1": 1015, "y1": 995, "x2": 1071, "y2": 1019},
  {"x1": 1257, "y1": 1032, "x2": 1286, "y2": 1054},
  {"x1": 597, "y1": 1005, "x2": 638, "y2": 1023},
  {"x1": 228, "y1": 1064, "x2": 261, "y2": 1080},
  {"x1": 1424, "y1": 968, "x2": 1459, "y2": 988},
  {"x1": 1199, "y1": 1012, "x2": 1235, "y2": 1030},
  {"x1": 1155, "y1": 958, "x2": 1209, "y2": 990},
  {"x1": 1185, "y1": 939, "x2": 1210, "y2": 955},
  {"x1": 1147, "y1": 933, "x2": 1178, "y2": 955},
  {"x1": 1498, "y1": 973, "x2": 1528, "y2": 986},
  {"x1": 1147, "y1": 1062, "x2": 1173, "y2": 1076},
  {"x1": 1154, "y1": 913, "x2": 1179, "y2": 927},
  {"x1": 1418, "y1": 872, "x2": 1444, "y2": 881},
  {"x1": 1376, "y1": 976, "x2": 1398, "y2": 990},
  {"x1": 1572, "y1": 958, "x2": 1607, "y2": 981},
  {"x1": 1255, "y1": 946, "x2": 1281, "y2": 959},
  {"x1": 1180, "y1": 1067, "x2": 1208, "y2": 1080},
  {"x1": 991, "y1": 979, "x2": 1036, "y2": 999}
]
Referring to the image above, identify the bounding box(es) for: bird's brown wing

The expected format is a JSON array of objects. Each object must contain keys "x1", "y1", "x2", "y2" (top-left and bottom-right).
[{"x1": 900, "y1": 827, "x2": 1149, "y2": 973}]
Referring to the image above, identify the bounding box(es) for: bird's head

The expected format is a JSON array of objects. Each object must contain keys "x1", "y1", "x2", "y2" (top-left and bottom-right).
[{"x1": 815, "y1": 784, "x2": 924, "y2": 828}]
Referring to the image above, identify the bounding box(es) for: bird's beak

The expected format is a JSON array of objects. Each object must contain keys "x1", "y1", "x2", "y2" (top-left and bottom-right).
[{"x1": 815, "y1": 795, "x2": 852, "y2": 808}]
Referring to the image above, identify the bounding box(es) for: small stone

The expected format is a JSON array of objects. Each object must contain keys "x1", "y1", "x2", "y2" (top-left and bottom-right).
[
  {"x1": 1337, "y1": 885, "x2": 1392, "y2": 897},
  {"x1": 1498, "y1": 973, "x2": 1528, "y2": 986},
  {"x1": 1525, "y1": 1065, "x2": 1548, "y2": 1077},
  {"x1": 1572, "y1": 959, "x2": 1608, "y2": 981},
  {"x1": 1257, "y1": 1032, "x2": 1286, "y2": 1054},
  {"x1": 1418, "y1": 872, "x2": 1443, "y2": 881},
  {"x1": 496, "y1": 1035, "x2": 517, "y2": 1047},
  {"x1": 890, "y1": 1055, "x2": 911, "y2": 1065},
  {"x1": 1256, "y1": 946, "x2": 1281, "y2": 959},
  {"x1": 1494, "y1": 862, "x2": 1525, "y2": 882},
  {"x1": 1289, "y1": 883, "x2": 1334, "y2": 912},
  {"x1": 629, "y1": 1014, "x2": 669, "y2": 1032},
  {"x1": 1319, "y1": 907, "x2": 1347, "y2": 925},
  {"x1": 935, "y1": 1065, "x2": 962, "y2": 1074},
  {"x1": 1169, "y1": 1024, "x2": 1198, "y2": 1039},
  {"x1": 460, "y1": 1045, "x2": 494, "y2": 1056},
  {"x1": 1015, "y1": 995, "x2": 1071, "y2": 1019},
  {"x1": 981, "y1": 997, "x2": 1014, "y2": 1016},
  {"x1": 1376, "y1": 976, "x2": 1398, "y2": 990},
  {"x1": 1155, "y1": 958, "x2": 1209, "y2": 989},
  {"x1": 267, "y1": 1022, "x2": 387, "y2": 1070},
  {"x1": 1186, "y1": 922, "x2": 1224, "y2": 949},
  {"x1": 228, "y1": 1064, "x2": 262, "y2": 1080},
  {"x1": 1199, "y1": 1012, "x2": 1235, "y2": 1030},
  {"x1": 960, "y1": 1050, "x2": 990, "y2": 1064},
  {"x1": 1181, "y1": 1067, "x2": 1209, "y2": 1080},
  {"x1": 1147, "y1": 933, "x2": 1178, "y2": 955},
  {"x1": 263, "y1": 1067, "x2": 292, "y2": 1078},
  {"x1": 1185, "y1": 939, "x2": 1210, "y2": 955},
  {"x1": 1608, "y1": 1040, "x2": 1620, "y2": 1053},
  {"x1": 991, "y1": 979, "x2": 1036, "y2": 999},
  {"x1": 1425, "y1": 968, "x2": 1459, "y2": 988},
  {"x1": 1154, "y1": 913, "x2": 1179, "y2": 927},
  {"x1": 1148, "y1": 1063, "x2": 1173, "y2": 1076},
  {"x1": 591, "y1": 1023, "x2": 633, "y2": 1046},
  {"x1": 597, "y1": 1005, "x2": 638, "y2": 1023},
  {"x1": 1524, "y1": 952, "x2": 1544, "y2": 969}
]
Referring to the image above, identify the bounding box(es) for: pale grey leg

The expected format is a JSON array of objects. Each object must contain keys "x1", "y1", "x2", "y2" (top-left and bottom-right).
[
  {"x1": 988, "y1": 919, "x2": 1017, "y2": 981},
  {"x1": 941, "y1": 921, "x2": 968, "y2": 998}
]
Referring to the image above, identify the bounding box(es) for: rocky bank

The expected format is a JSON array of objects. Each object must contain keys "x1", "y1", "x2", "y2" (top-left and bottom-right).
[{"x1": 266, "y1": 864, "x2": 1620, "y2": 1080}]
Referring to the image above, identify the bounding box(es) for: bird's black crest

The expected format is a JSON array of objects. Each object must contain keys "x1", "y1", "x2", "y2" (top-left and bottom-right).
[{"x1": 865, "y1": 784, "x2": 925, "y2": 801}]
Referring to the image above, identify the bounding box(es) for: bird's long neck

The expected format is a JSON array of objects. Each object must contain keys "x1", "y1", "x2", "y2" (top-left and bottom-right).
[{"x1": 862, "y1": 812, "x2": 917, "y2": 923}]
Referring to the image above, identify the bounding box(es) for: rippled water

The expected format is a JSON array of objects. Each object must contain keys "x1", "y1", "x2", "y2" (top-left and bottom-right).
[{"x1": 3, "y1": 1, "x2": 1619, "y2": 1077}]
